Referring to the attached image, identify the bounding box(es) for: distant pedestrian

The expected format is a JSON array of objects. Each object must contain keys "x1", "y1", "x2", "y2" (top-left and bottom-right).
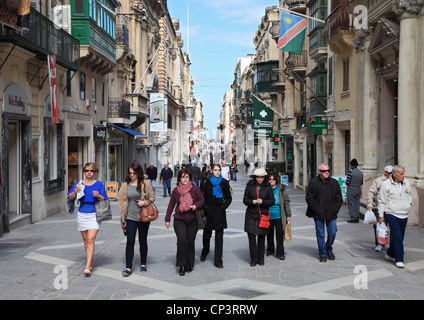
[
  {"x1": 118, "y1": 161, "x2": 155, "y2": 276},
  {"x1": 67, "y1": 162, "x2": 108, "y2": 277},
  {"x1": 346, "y1": 158, "x2": 363, "y2": 223},
  {"x1": 378, "y1": 165, "x2": 412, "y2": 268},
  {"x1": 244, "y1": 160, "x2": 249, "y2": 173},
  {"x1": 230, "y1": 160, "x2": 238, "y2": 181},
  {"x1": 200, "y1": 164, "x2": 211, "y2": 192},
  {"x1": 201, "y1": 164, "x2": 232, "y2": 268},
  {"x1": 145, "y1": 163, "x2": 158, "y2": 192},
  {"x1": 160, "y1": 163, "x2": 173, "y2": 197},
  {"x1": 266, "y1": 172, "x2": 291, "y2": 260},
  {"x1": 366, "y1": 165, "x2": 393, "y2": 252},
  {"x1": 165, "y1": 168, "x2": 205, "y2": 276},
  {"x1": 306, "y1": 164, "x2": 343, "y2": 262},
  {"x1": 189, "y1": 162, "x2": 202, "y2": 187},
  {"x1": 221, "y1": 160, "x2": 231, "y2": 182},
  {"x1": 243, "y1": 167, "x2": 275, "y2": 267}
]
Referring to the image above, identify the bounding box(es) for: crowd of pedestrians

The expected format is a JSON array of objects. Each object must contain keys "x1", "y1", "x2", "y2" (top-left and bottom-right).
[{"x1": 67, "y1": 159, "x2": 413, "y2": 277}]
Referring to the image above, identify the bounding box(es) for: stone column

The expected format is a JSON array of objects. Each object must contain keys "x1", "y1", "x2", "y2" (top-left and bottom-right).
[
  {"x1": 354, "y1": 31, "x2": 378, "y2": 175},
  {"x1": 395, "y1": 3, "x2": 422, "y2": 178}
]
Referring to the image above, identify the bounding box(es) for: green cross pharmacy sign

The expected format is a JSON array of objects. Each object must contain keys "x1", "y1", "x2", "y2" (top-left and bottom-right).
[{"x1": 310, "y1": 117, "x2": 328, "y2": 135}]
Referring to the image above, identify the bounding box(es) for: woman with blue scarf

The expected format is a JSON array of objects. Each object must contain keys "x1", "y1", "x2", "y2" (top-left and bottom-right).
[{"x1": 201, "y1": 164, "x2": 232, "y2": 268}]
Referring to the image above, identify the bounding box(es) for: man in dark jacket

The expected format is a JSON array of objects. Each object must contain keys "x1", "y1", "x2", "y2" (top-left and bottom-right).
[
  {"x1": 160, "y1": 163, "x2": 173, "y2": 197},
  {"x1": 189, "y1": 162, "x2": 202, "y2": 187},
  {"x1": 306, "y1": 163, "x2": 343, "y2": 262},
  {"x1": 146, "y1": 163, "x2": 158, "y2": 192}
]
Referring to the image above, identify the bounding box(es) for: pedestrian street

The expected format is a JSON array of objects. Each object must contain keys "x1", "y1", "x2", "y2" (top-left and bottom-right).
[{"x1": 1, "y1": 170, "x2": 424, "y2": 300}]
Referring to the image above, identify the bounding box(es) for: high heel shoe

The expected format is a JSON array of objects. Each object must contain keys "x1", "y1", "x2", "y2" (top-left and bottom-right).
[{"x1": 179, "y1": 266, "x2": 185, "y2": 276}]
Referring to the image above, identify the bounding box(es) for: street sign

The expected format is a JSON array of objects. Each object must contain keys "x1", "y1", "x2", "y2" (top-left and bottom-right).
[
  {"x1": 310, "y1": 117, "x2": 328, "y2": 135},
  {"x1": 270, "y1": 133, "x2": 284, "y2": 146}
]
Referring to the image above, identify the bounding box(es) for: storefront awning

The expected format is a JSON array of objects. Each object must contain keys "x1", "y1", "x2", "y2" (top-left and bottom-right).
[{"x1": 110, "y1": 124, "x2": 145, "y2": 137}]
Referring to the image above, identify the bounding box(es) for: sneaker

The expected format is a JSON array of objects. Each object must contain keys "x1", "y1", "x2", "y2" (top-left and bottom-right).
[
  {"x1": 122, "y1": 269, "x2": 132, "y2": 277},
  {"x1": 375, "y1": 244, "x2": 384, "y2": 252},
  {"x1": 385, "y1": 253, "x2": 395, "y2": 262},
  {"x1": 140, "y1": 266, "x2": 147, "y2": 272},
  {"x1": 396, "y1": 262, "x2": 404, "y2": 268}
]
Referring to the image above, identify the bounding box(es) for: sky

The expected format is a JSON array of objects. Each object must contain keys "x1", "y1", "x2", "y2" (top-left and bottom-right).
[{"x1": 167, "y1": 0, "x2": 278, "y2": 139}]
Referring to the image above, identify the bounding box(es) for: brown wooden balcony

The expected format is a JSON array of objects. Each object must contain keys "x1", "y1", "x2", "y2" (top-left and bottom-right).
[{"x1": 322, "y1": 5, "x2": 352, "y2": 43}]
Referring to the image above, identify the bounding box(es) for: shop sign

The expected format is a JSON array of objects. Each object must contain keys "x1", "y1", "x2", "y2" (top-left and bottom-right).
[{"x1": 3, "y1": 83, "x2": 28, "y2": 115}]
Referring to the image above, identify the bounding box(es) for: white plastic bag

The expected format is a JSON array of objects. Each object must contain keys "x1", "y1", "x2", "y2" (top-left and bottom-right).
[
  {"x1": 76, "y1": 180, "x2": 85, "y2": 200},
  {"x1": 363, "y1": 209, "x2": 377, "y2": 224},
  {"x1": 376, "y1": 222, "x2": 389, "y2": 244}
]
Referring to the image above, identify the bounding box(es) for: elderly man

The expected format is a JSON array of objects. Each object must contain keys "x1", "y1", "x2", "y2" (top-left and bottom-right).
[
  {"x1": 306, "y1": 164, "x2": 343, "y2": 262},
  {"x1": 378, "y1": 165, "x2": 412, "y2": 268},
  {"x1": 366, "y1": 165, "x2": 393, "y2": 252}
]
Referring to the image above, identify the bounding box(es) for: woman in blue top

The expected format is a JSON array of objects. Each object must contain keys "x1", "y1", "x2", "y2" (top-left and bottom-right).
[
  {"x1": 266, "y1": 172, "x2": 291, "y2": 260},
  {"x1": 68, "y1": 162, "x2": 108, "y2": 276}
]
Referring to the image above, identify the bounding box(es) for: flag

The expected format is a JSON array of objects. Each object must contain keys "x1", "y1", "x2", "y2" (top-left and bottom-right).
[
  {"x1": 252, "y1": 95, "x2": 274, "y2": 138},
  {"x1": 277, "y1": 11, "x2": 308, "y2": 55},
  {"x1": 48, "y1": 55, "x2": 59, "y2": 125}
]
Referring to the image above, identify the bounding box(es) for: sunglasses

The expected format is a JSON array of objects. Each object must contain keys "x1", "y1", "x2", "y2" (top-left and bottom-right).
[
  {"x1": 84, "y1": 170, "x2": 96, "y2": 173},
  {"x1": 129, "y1": 172, "x2": 137, "y2": 175},
  {"x1": 320, "y1": 170, "x2": 330, "y2": 173}
]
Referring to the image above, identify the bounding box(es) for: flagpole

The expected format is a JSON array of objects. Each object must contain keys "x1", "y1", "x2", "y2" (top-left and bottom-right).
[
  {"x1": 278, "y1": 6, "x2": 325, "y2": 23},
  {"x1": 252, "y1": 94, "x2": 286, "y2": 119}
]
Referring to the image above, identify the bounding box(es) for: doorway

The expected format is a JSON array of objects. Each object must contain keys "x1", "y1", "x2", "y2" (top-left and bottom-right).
[{"x1": 8, "y1": 121, "x2": 22, "y2": 221}]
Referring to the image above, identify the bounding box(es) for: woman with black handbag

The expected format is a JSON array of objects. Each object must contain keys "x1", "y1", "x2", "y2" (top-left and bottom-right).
[
  {"x1": 201, "y1": 164, "x2": 232, "y2": 268},
  {"x1": 243, "y1": 168, "x2": 274, "y2": 267},
  {"x1": 118, "y1": 161, "x2": 155, "y2": 277}
]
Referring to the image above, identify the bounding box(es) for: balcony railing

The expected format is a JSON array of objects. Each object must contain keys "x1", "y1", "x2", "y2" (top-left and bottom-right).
[
  {"x1": 0, "y1": 8, "x2": 80, "y2": 71},
  {"x1": 108, "y1": 98, "x2": 131, "y2": 119},
  {"x1": 322, "y1": 5, "x2": 352, "y2": 42},
  {"x1": 116, "y1": 25, "x2": 129, "y2": 50}
]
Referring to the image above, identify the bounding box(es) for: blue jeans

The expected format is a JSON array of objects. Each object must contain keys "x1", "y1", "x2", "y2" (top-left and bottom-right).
[
  {"x1": 314, "y1": 219, "x2": 337, "y2": 258},
  {"x1": 163, "y1": 179, "x2": 171, "y2": 196},
  {"x1": 385, "y1": 214, "x2": 408, "y2": 263},
  {"x1": 149, "y1": 179, "x2": 155, "y2": 192}
]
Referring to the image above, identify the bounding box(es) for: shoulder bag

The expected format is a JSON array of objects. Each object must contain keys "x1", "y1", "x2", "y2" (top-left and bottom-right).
[
  {"x1": 95, "y1": 199, "x2": 112, "y2": 222},
  {"x1": 195, "y1": 208, "x2": 207, "y2": 229},
  {"x1": 139, "y1": 202, "x2": 159, "y2": 222},
  {"x1": 256, "y1": 187, "x2": 270, "y2": 229}
]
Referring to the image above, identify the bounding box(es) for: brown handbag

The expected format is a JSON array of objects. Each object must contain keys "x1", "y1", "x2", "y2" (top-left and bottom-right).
[{"x1": 139, "y1": 202, "x2": 159, "y2": 222}]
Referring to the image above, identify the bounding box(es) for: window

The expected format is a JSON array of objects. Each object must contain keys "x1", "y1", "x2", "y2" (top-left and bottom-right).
[
  {"x1": 80, "y1": 71, "x2": 86, "y2": 100},
  {"x1": 91, "y1": 77, "x2": 96, "y2": 103},
  {"x1": 44, "y1": 119, "x2": 64, "y2": 195},
  {"x1": 75, "y1": 0, "x2": 84, "y2": 14},
  {"x1": 343, "y1": 58, "x2": 349, "y2": 91}
]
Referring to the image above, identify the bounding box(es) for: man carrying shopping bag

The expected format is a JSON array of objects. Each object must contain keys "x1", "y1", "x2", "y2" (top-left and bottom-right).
[{"x1": 377, "y1": 165, "x2": 413, "y2": 268}]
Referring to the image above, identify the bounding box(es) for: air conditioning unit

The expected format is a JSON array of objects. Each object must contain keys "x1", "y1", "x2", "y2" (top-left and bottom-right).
[{"x1": 53, "y1": 5, "x2": 72, "y2": 34}]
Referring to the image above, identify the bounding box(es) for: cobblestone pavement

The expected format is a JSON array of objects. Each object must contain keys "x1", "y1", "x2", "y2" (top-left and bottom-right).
[{"x1": 1, "y1": 170, "x2": 424, "y2": 301}]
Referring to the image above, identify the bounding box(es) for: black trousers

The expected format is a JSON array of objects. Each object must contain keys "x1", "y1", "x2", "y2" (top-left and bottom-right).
[
  {"x1": 247, "y1": 233, "x2": 265, "y2": 264},
  {"x1": 202, "y1": 229, "x2": 224, "y2": 265},
  {"x1": 267, "y1": 218, "x2": 285, "y2": 257},
  {"x1": 125, "y1": 219, "x2": 150, "y2": 269},
  {"x1": 173, "y1": 218, "x2": 198, "y2": 268}
]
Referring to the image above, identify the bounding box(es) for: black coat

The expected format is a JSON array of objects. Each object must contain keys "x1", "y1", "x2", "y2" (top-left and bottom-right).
[
  {"x1": 243, "y1": 179, "x2": 275, "y2": 235},
  {"x1": 203, "y1": 178, "x2": 232, "y2": 230},
  {"x1": 306, "y1": 176, "x2": 343, "y2": 221}
]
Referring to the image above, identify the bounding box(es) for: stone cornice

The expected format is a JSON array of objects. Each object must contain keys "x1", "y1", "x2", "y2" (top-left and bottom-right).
[{"x1": 392, "y1": 0, "x2": 424, "y2": 15}]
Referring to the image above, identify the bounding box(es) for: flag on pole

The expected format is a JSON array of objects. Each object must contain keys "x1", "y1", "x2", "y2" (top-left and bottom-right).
[
  {"x1": 48, "y1": 55, "x2": 59, "y2": 125},
  {"x1": 277, "y1": 11, "x2": 308, "y2": 55},
  {"x1": 252, "y1": 95, "x2": 274, "y2": 138}
]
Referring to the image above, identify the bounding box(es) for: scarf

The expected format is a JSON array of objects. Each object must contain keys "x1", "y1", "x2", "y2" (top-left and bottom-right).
[
  {"x1": 209, "y1": 175, "x2": 223, "y2": 199},
  {"x1": 177, "y1": 182, "x2": 193, "y2": 212}
]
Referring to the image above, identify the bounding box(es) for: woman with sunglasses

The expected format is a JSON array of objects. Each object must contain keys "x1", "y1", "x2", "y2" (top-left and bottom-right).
[
  {"x1": 243, "y1": 167, "x2": 274, "y2": 266},
  {"x1": 165, "y1": 168, "x2": 204, "y2": 276},
  {"x1": 201, "y1": 164, "x2": 232, "y2": 268},
  {"x1": 68, "y1": 162, "x2": 108, "y2": 277},
  {"x1": 118, "y1": 161, "x2": 155, "y2": 277},
  {"x1": 267, "y1": 173, "x2": 291, "y2": 260}
]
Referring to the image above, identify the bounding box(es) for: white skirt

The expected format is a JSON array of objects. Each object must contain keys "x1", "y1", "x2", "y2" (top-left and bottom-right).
[{"x1": 77, "y1": 212, "x2": 100, "y2": 231}]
